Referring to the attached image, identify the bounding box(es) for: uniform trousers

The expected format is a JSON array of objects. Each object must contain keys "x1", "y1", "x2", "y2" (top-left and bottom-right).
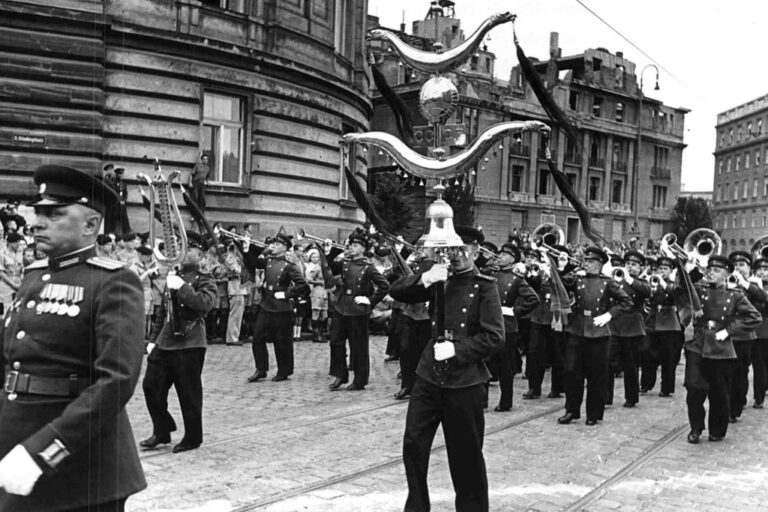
[
  {"x1": 191, "y1": 182, "x2": 206, "y2": 211},
  {"x1": 606, "y1": 335, "x2": 642, "y2": 405},
  {"x1": 399, "y1": 317, "x2": 431, "y2": 392},
  {"x1": 329, "y1": 311, "x2": 370, "y2": 386},
  {"x1": 252, "y1": 311, "x2": 293, "y2": 377},
  {"x1": 404, "y1": 377, "x2": 488, "y2": 512},
  {"x1": 686, "y1": 355, "x2": 734, "y2": 437},
  {"x1": 143, "y1": 347, "x2": 206, "y2": 445},
  {"x1": 642, "y1": 331, "x2": 682, "y2": 394},
  {"x1": 527, "y1": 323, "x2": 565, "y2": 395},
  {"x1": 492, "y1": 331, "x2": 520, "y2": 409},
  {"x1": 564, "y1": 335, "x2": 609, "y2": 421},
  {"x1": 385, "y1": 308, "x2": 403, "y2": 358},
  {"x1": 751, "y1": 339, "x2": 768, "y2": 405},
  {"x1": 729, "y1": 339, "x2": 753, "y2": 418},
  {"x1": 65, "y1": 498, "x2": 127, "y2": 512}
]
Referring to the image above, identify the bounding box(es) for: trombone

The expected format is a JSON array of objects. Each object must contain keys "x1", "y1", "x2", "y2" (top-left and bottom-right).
[
  {"x1": 297, "y1": 228, "x2": 347, "y2": 251},
  {"x1": 216, "y1": 227, "x2": 268, "y2": 248}
]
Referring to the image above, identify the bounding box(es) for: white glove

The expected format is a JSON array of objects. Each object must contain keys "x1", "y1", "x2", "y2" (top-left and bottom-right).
[
  {"x1": 274, "y1": 291, "x2": 286, "y2": 300},
  {"x1": 601, "y1": 264, "x2": 613, "y2": 278},
  {"x1": 715, "y1": 329, "x2": 729, "y2": 341},
  {"x1": 146, "y1": 342, "x2": 156, "y2": 355},
  {"x1": 421, "y1": 264, "x2": 449, "y2": 288},
  {"x1": 658, "y1": 277, "x2": 668, "y2": 290},
  {"x1": 593, "y1": 312, "x2": 612, "y2": 327},
  {"x1": 625, "y1": 275, "x2": 634, "y2": 285},
  {"x1": 354, "y1": 296, "x2": 370, "y2": 305},
  {"x1": 0, "y1": 445, "x2": 43, "y2": 496},
  {"x1": 749, "y1": 275, "x2": 762, "y2": 286},
  {"x1": 166, "y1": 274, "x2": 185, "y2": 290},
  {"x1": 434, "y1": 340, "x2": 456, "y2": 361},
  {"x1": 501, "y1": 306, "x2": 515, "y2": 317},
  {"x1": 575, "y1": 269, "x2": 586, "y2": 277},
  {"x1": 557, "y1": 253, "x2": 569, "y2": 270}
]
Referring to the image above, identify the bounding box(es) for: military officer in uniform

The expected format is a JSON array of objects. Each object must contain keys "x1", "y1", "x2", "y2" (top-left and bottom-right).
[
  {"x1": 558, "y1": 247, "x2": 632, "y2": 426},
  {"x1": 248, "y1": 233, "x2": 308, "y2": 382},
  {"x1": 681, "y1": 255, "x2": 761, "y2": 443},
  {"x1": 0, "y1": 165, "x2": 146, "y2": 510},
  {"x1": 750, "y1": 258, "x2": 768, "y2": 408},
  {"x1": 489, "y1": 243, "x2": 538, "y2": 411},
  {"x1": 328, "y1": 230, "x2": 389, "y2": 391},
  {"x1": 141, "y1": 233, "x2": 216, "y2": 453},
  {"x1": 606, "y1": 250, "x2": 651, "y2": 408},
  {"x1": 726, "y1": 251, "x2": 766, "y2": 422},
  {"x1": 644, "y1": 256, "x2": 684, "y2": 396},
  {"x1": 390, "y1": 226, "x2": 504, "y2": 512}
]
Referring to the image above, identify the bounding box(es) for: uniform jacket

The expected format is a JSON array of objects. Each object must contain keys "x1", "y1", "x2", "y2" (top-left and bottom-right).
[
  {"x1": 400, "y1": 258, "x2": 432, "y2": 322},
  {"x1": 257, "y1": 255, "x2": 308, "y2": 314},
  {"x1": 0, "y1": 245, "x2": 146, "y2": 510},
  {"x1": 753, "y1": 282, "x2": 768, "y2": 339},
  {"x1": 684, "y1": 283, "x2": 762, "y2": 359},
  {"x1": 609, "y1": 276, "x2": 651, "y2": 337},
  {"x1": 332, "y1": 256, "x2": 390, "y2": 317},
  {"x1": 648, "y1": 279, "x2": 682, "y2": 332},
  {"x1": 390, "y1": 267, "x2": 504, "y2": 388},
  {"x1": 562, "y1": 273, "x2": 632, "y2": 338},
  {"x1": 731, "y1": 282, "x2": 767, "y2": 341},
  {"x1": 149, "y1": 264, "x2": 216, "y2": 350},
  {"x1": 495, "y1": 268, "x2": 539, "y2": 334},
  {"x1": 527, "y1": 271, "x2": 553, "y2": 326}
]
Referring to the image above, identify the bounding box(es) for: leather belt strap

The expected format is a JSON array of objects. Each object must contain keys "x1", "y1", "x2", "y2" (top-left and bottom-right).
[{"x1": 4, "y1": 371, "x2": 89, "y2": 397}]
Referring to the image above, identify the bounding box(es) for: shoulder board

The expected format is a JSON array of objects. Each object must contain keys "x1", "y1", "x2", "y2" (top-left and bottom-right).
[
  {"x1": 476, "y1": 274, "x2": 496, "y2": 282},
  {"x1": 87, "y1": 257, "x2": 126, "y2": 271},
  {"x1": 24, "y1": 259, "x2": 49, "y2": 271}
]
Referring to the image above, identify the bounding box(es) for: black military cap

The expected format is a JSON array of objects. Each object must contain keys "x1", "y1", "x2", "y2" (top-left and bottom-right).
[
  {"x1": 729, "y1": 251, "x2": 752, "y2": 266},
  {"x1": 708, "y1": 255, "x2": 734, "y2": 273},
  {"x1": 273, "y1": 232, "x2": 293, "y2": 249},
  {"x1": 482, "y1": 241, "x2": 498, "y2": 253},
  {"x1": 609, "y1": 253, "x2": 623, "y2": 266},
  {"x1": 374, "y1": 244, "x2": 390, "y2": 257},
  {"x1": 136, "y1": 245, "x2": 153, "y2": 256},
  {"x1": 623, "y1": 250, "x2": 645, "y2": 266},
  {"x1": 499, "y1": 243, "x2": 520, "y2": 262},
  {"x1": 583, "y1": 246, "x2": 608, "y2": 264},
  {"x1": 454, "y1": 225, "x2": 484, "y2": 245},
  {"x1": 96, "y1": 234, "x2": 112, "y2": 246},
  {"x1": 656, "y1": 256, "x2": 675, "y2": 269},
  {"x1": 29, "y1": 165, "x2": 119, "y2": 216},
  {"x1": 524, "y1": 246, "x2": 540, "y2": 259},
  {"x1": 122, "y1": 231, "x2": 137, "y2": 242},
  {"x1": 348, "y1": 230, "x2": 369, "y2": 249},
  {"x1": 753, "y1": 258, "x2": 768, "y2": 270}
]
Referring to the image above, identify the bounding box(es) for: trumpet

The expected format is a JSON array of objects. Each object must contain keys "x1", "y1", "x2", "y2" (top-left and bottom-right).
[
  {"x1": 297, "y1": 228, "x2": 347, "y2": 251},
  {"x1": 660, "y1": 233, "x2": 689, "y2": 261},
  {"x1": 478, "y1": 245, "x2": 497, "y2": 260},
  {"x1": 650, "y1": 275, "x2": 662, "y2": 286},
  {"x1": 613, "y1": 268, "x2": 625, "y2": 280},
  {"x1": 727, "y1": 274, "x2": 740, "y2": 287},
  {"x1": 216, "y1": 227, "x2": 268, "y2": 249}
]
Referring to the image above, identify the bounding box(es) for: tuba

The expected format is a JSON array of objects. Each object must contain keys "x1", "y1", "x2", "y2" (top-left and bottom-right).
[
  {"x1": 531, "y1": 222, "x2": 565, "y2": 248},
  {"x1": 751, "y1": 235, "x2": 768, "y2": 261},
  {"x1": 138, "y1": 158, "x2": 188, "y2": 336},
  {"x1": 683, "y1": 228, "x2": 722, "y2": 269}
]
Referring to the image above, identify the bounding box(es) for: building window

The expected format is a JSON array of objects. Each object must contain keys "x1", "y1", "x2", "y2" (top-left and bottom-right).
[
  {"x1": 724, "y1": 183, "x2": 730, "y2": 200},
  {"x1": 764, "y1": 179, "x2": 768, "y2": 197},
  {"x1": 748, "y1": 122, "x2": 753, "y2": 137},
  {"x1": 756, "y1": 150, "x2": 761, "y2": 167},
  {"x1": 615, "y1": 102, "x2": 624, "y2": 122},
  {"x1": 334, "y1": 0, "x2": 349, "y2": 57},
  {"x1": 734, "y1": 181, "x2": 739, "y2": 200},
  {"x1": 746, "y1": 152, "x2": 751, "y2": 169},
  {"x1": 743, "y1": 180, "x2": 749, "y2": 199},
  {"x1": 652, "y1": 185, "x2": 667, "y2": 208},
  {"x1": 736, "y1": 155, "x2": 741, "y2": 172},
  {"x1": 202, "y1": 91, "x2": 245, "y2": 185},
  {"x1": 759, "y1": 119, "x2": 763, "y2": 135},
  {"x1": 727, "y1": 157, "x2": 732, "y2": 173},
  {"x1": 718, "y1": 159, "x2": 723, "y2": 175},
  {"x1": 615, "y1": 65, "x2": 625, "y2": 88},
  {"x1": 754, "y1": 178, "x2": 759, "y2": 198},
  {"x1": 738, "y1": 127, "x2": 743, "y2": 142},
  {"x1": 589, "y1": 176, "x2": 601, "y2": 201},
  {"x1": 339, "y1": 124, "x2": 357, "y2": 200},
  {"x1": 592, "y1": 57, "x2": 602, "y2": 73},
  {"x1": 589, "y1": 133, "x2": 605, "y2": 167},
  {"x1": 509, "y1": 164, "x2": 524, "y2": 193},
  {"x1": 538, "y1": 168, "x2": 550, "y2": 195},
  {"x1": 653, "y1": 145, "x2": 669, "y2": 170},
  {"x1": 729, "y1": 128, "x2": 734, "y2": 144},
  {"x1": 592, "y1": 96, "x2": 603, "y2": 117},
  {"x1": 720, "y1": 131, "x2": 725, "y2": 147},
  {"x1": 742, "y1": 217, "x2": 746, "y2": 228},
  {"x1": 568, "y1": 90, "x2": 580, "y2": 111},
  {"x1": 611, "y1": 179, "x2": 623, "y2": 204},
  {"x1": 716, "y1": 184, "x2": 721, "y2": 202},
  {"x1": 199, "y1": 0, "x2": 245, "y2": 11}
]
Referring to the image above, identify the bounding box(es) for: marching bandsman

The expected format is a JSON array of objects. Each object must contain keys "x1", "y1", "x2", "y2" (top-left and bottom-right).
[
  {"x1": 727, "y1": 251, "x2": 767, "y2": 422},
  {"x1": 328, "y1": 229, "x2": 389, "y2": 391},
  {"x1": 248, "y1": 233, "x2": 308, "y2": 382},
  {"x1": 606, "y1": 250, "x2": 651, "y2": 408},
  {"x1": 390, "y1": 226, "x2": 504, "y2": 512},
  {"x1": 142, "y1": 232, "x2": 216, "y2": 453},
  {"x1": 558, "y1": 247, "x2": 632, "y2": 426},
  {"x1": 0, "y1": 166, "x2": 146, "y2": 509},
  {"x1": 681, "y1": 255, "x2": 761, "y2": 443},
  {"x1": 643, "y1": 256, "x2": 684, "y2": 397},
  {"x1": 750, "y1": 258, "x2": 768, "y2": 408},
  {"x1": 490, "y1": 243, "x2": 538, "y2": 411}
]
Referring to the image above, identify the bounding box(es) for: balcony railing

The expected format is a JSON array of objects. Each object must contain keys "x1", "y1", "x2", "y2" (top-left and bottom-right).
[
  {"x1": 588, "y1": 200, "x2": 605, "y2": 210},
  {"x1": 565, "y1": 153, "x2": 582, "y2": 165},
  {"x1": 651, "y1": 166, "x2": 671, "y2": 179},
  {"x1": 507, "y1": 191, "x2": 533, "y2": 203},
  {"x1": 537, "y1": 195, "x2": 556, "y2": 206},
  {"x1": 588, "y1": 157, "x2": 605, "y2": 169},
  {"x1": 610, "y1": 202, "x2": 631, "y2": 213},
  {"x1": 612, "y1": 161, "x2": 629, "y2": 173},
  {"x1": 537, "y1": 147, "x2": 557, "y2": 161},
  {"x1": 509, "y1": 144, "x2": 531, "y2": 157}
]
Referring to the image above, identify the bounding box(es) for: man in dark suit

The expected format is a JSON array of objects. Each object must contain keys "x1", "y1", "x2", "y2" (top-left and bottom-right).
[
  {"x1": 0, "y1": 165, "x2": 146, "y2": 510},
  {"x1": 390, "y1": 226, "x2": 504, "y2": 512},
  {"x1": 141, "y1": 233, "x2": 216, "y2": 453}
]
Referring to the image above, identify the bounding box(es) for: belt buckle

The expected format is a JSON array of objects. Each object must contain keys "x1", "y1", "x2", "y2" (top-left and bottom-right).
[
  {"x1": 346, "y1": 290, "x2": 352, "y2": 295},
  {"x1": 583, "y1": 310, "x2": 592, "y2": 317},
  {"x1": 268, "y1": 285, "x2": 274, "y2": 291},
  {"x1": 707, "y1": 320, "x2": 716, "y2": 330},
  {"x1": 4, "y1": 371, "x2": 19, "y2": 394}
]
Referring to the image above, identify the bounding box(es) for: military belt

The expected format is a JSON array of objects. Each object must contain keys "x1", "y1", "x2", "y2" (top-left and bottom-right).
[{"x1": 4, "y1": 371, "x2": 89, "y2": 397}]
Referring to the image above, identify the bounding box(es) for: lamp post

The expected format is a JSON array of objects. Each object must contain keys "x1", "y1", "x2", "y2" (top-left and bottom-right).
[{"x1": 632, "y1": 64, "x2": 660, "y2": 236}]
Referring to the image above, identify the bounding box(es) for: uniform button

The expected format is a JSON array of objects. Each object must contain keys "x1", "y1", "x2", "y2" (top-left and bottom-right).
[
  {"x1": 460, "y1": 323, "x2": 465, "y2": 328},
  {"x1": 26, "y1": 300, "x2": 35, "y2": 309},
  {"x1": 474, "y1": 284, "x2": 479, "y2": 289},
  {"x1": 4, "y1": 318, "x2": 9, "y2": 327},
  {"x1": 42, "y1": 274, "x2": 51, "y2": 282},
  {"x1": 16, "y1": 331, "x2": 25, "y2": 340},
  {"x1": 12, "y1": 361, "x2": 20, "y2": 370},
  {"x1": 469, "y1": 293, "x2": 475, "y2": 298},
  {"x1": 462, "y1": 308, "x2": 467, "y2": 313},
  {"x1": 432, "y1": 321, "x2": 436, "y2": 326}
]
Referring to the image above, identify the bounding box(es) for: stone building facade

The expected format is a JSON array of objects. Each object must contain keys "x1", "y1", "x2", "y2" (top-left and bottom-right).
[
  {"x1": 711, "y1": 94, "x2": 768, "y2": 254},
  {"x1": 0, "y1": 0, "x2": 371, "y2": 240}
]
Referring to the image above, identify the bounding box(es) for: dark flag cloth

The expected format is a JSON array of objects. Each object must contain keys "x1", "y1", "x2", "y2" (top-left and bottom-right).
[
  {"x1": 675, "y1": 258, "x2": 703, "y2": 340},
  {"x1": 370, "y1": 62, "x2": 414, "y2": 145},
  {"x1": 180, "y1": 183, "x2": 219, "y2": 255},
  {"x1": 546, "y1": 253, "x2": 571, "y2": 331}
]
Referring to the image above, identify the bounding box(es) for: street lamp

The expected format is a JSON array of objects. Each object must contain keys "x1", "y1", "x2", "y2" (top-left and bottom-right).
[{"x1": 632, "y1": 63, "x2": 660, "y2": 235}]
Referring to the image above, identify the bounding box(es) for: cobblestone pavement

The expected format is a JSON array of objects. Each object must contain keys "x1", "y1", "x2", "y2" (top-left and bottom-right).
[{"x1": 125, "y1": 337, "x2": 768, "y2": 512}]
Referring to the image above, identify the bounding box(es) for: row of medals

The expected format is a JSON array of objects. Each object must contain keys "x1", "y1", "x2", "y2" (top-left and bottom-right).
[{"x1": 36, "y1": 283, "x2": 83, "y2": 317}]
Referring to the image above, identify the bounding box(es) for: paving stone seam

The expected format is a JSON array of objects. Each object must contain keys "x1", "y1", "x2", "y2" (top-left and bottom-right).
[
  {"x1": 562, "y1": 422, "x2": 689, "y2": 512},
  {"x1": 230, "y1": 404, "x2": 564, "y2": 511}
]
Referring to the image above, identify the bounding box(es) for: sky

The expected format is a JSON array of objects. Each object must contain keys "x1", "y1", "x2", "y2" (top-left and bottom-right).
[{"x1": 367, "y1": 0, "x2": 768, "y2": 193}]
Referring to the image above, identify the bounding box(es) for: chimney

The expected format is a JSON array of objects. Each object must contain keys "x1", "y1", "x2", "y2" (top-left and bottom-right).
[
  {"x1": 616, "y1": 51, "x2": 623, "y2": 58},
  {"x1": 549, "y1": 32, "x2": 559, "y2": 58}
]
